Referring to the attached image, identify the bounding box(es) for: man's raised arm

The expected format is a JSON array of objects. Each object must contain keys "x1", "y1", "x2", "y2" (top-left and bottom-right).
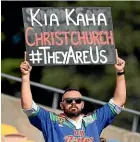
[
  {"x1": 112, "y1": 53, "x2": 126, "y2": 107},
  {"x1": 95, "y1": 54, "x2": 126, "y2": 134},
  {"x1": 20, "y1": 52, "x2": 33, "y2": 109}
]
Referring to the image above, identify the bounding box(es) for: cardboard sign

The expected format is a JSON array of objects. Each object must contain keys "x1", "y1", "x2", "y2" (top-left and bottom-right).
[{"x1": 22, "y1": 7, "x2": 116, "y2": 66}]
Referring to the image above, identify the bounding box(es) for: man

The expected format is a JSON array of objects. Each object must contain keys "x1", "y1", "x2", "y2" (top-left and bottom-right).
[{"x1": 20, "y1": 52, "x2": 126, "y2": 142}]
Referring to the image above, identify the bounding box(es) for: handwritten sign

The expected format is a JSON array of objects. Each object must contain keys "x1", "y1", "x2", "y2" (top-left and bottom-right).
[{"x1": 22, "y1": 7, "x2": 116, "y2": 66}]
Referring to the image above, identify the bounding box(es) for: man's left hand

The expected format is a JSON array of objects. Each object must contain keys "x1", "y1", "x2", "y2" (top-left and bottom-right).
[{"x1": 115, "y1": 57, "x2": 125, "y2": 72}]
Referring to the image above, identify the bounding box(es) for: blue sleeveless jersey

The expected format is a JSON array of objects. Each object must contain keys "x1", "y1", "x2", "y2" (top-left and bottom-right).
[{"x1": 25, "y1": 101, "x2": 121, "y2": 142}]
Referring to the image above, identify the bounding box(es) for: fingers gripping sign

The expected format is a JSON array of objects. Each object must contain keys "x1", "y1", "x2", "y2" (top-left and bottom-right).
[
  {"x1": 20, "y1": 51, "x2": 32, "y2": 75},
  {"x1": 114, "y1": 49, "x2": 125, "y2": 72}
]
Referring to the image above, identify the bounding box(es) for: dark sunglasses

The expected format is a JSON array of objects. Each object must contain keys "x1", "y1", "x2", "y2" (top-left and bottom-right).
[{"x1": 63, "y1": 98, "x2": 83, "y2": 104}]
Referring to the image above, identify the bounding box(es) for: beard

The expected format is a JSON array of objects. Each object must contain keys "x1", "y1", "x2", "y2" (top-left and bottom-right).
[{"x1": 63, "y1": 105, "x2": 82, "y2": 117}]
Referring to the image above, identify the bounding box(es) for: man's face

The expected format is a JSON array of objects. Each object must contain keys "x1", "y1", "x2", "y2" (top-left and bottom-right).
[{"x1": 60, "y1": 91, "x2": 84, "y2": 117}]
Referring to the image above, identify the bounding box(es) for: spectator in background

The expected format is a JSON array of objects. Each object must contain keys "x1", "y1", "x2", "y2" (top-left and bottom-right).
[
  {"x1": 100, "y1": 137, "x2": 107, "y2": 142},
  {"x1": 1, "y1": 124, "x2": 36, "y2": 142}
]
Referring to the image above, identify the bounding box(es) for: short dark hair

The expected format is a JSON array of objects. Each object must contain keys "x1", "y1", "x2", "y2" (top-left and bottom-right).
[
  {"x1": 100, "y1": 137, "x2": 107, "y2": 142},
  {"x1": 63, "y1": 88, "x2": 81, "y2": 96}
]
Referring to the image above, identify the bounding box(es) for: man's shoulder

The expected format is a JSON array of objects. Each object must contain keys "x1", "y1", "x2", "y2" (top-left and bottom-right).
[
  {"x1": 82, "y1": 112, "x2": 97, "y2": 125},
  {"x1": 49, "y1": 112, "x2": 66, "y2": 123}
]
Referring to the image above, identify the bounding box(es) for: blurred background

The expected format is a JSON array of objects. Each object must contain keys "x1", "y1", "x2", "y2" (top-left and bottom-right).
[{"x1": 1, "y1": 1, "x2": 140, "y2": 142}]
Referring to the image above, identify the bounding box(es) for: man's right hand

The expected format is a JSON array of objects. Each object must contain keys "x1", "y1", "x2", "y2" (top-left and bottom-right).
[{"x1": 20, "y1": 52, "x2": 32, "y2": 76}]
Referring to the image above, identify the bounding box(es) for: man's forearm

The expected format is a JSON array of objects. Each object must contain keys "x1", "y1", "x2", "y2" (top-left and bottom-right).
[
  {"x1": 21, "y1": 74, "x2": 33, "y2": 109},
  {"x1": 113, "y1": 74, "x2": 126, "y2": 107}
]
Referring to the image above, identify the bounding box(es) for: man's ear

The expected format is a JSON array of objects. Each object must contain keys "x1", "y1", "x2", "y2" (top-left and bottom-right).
[
  {"x1": 60, "y1": 102, "x2": 64, "y2": 110},
  {"x1": 81, "y1": 101, "x2": 85, "y2": 109}
]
